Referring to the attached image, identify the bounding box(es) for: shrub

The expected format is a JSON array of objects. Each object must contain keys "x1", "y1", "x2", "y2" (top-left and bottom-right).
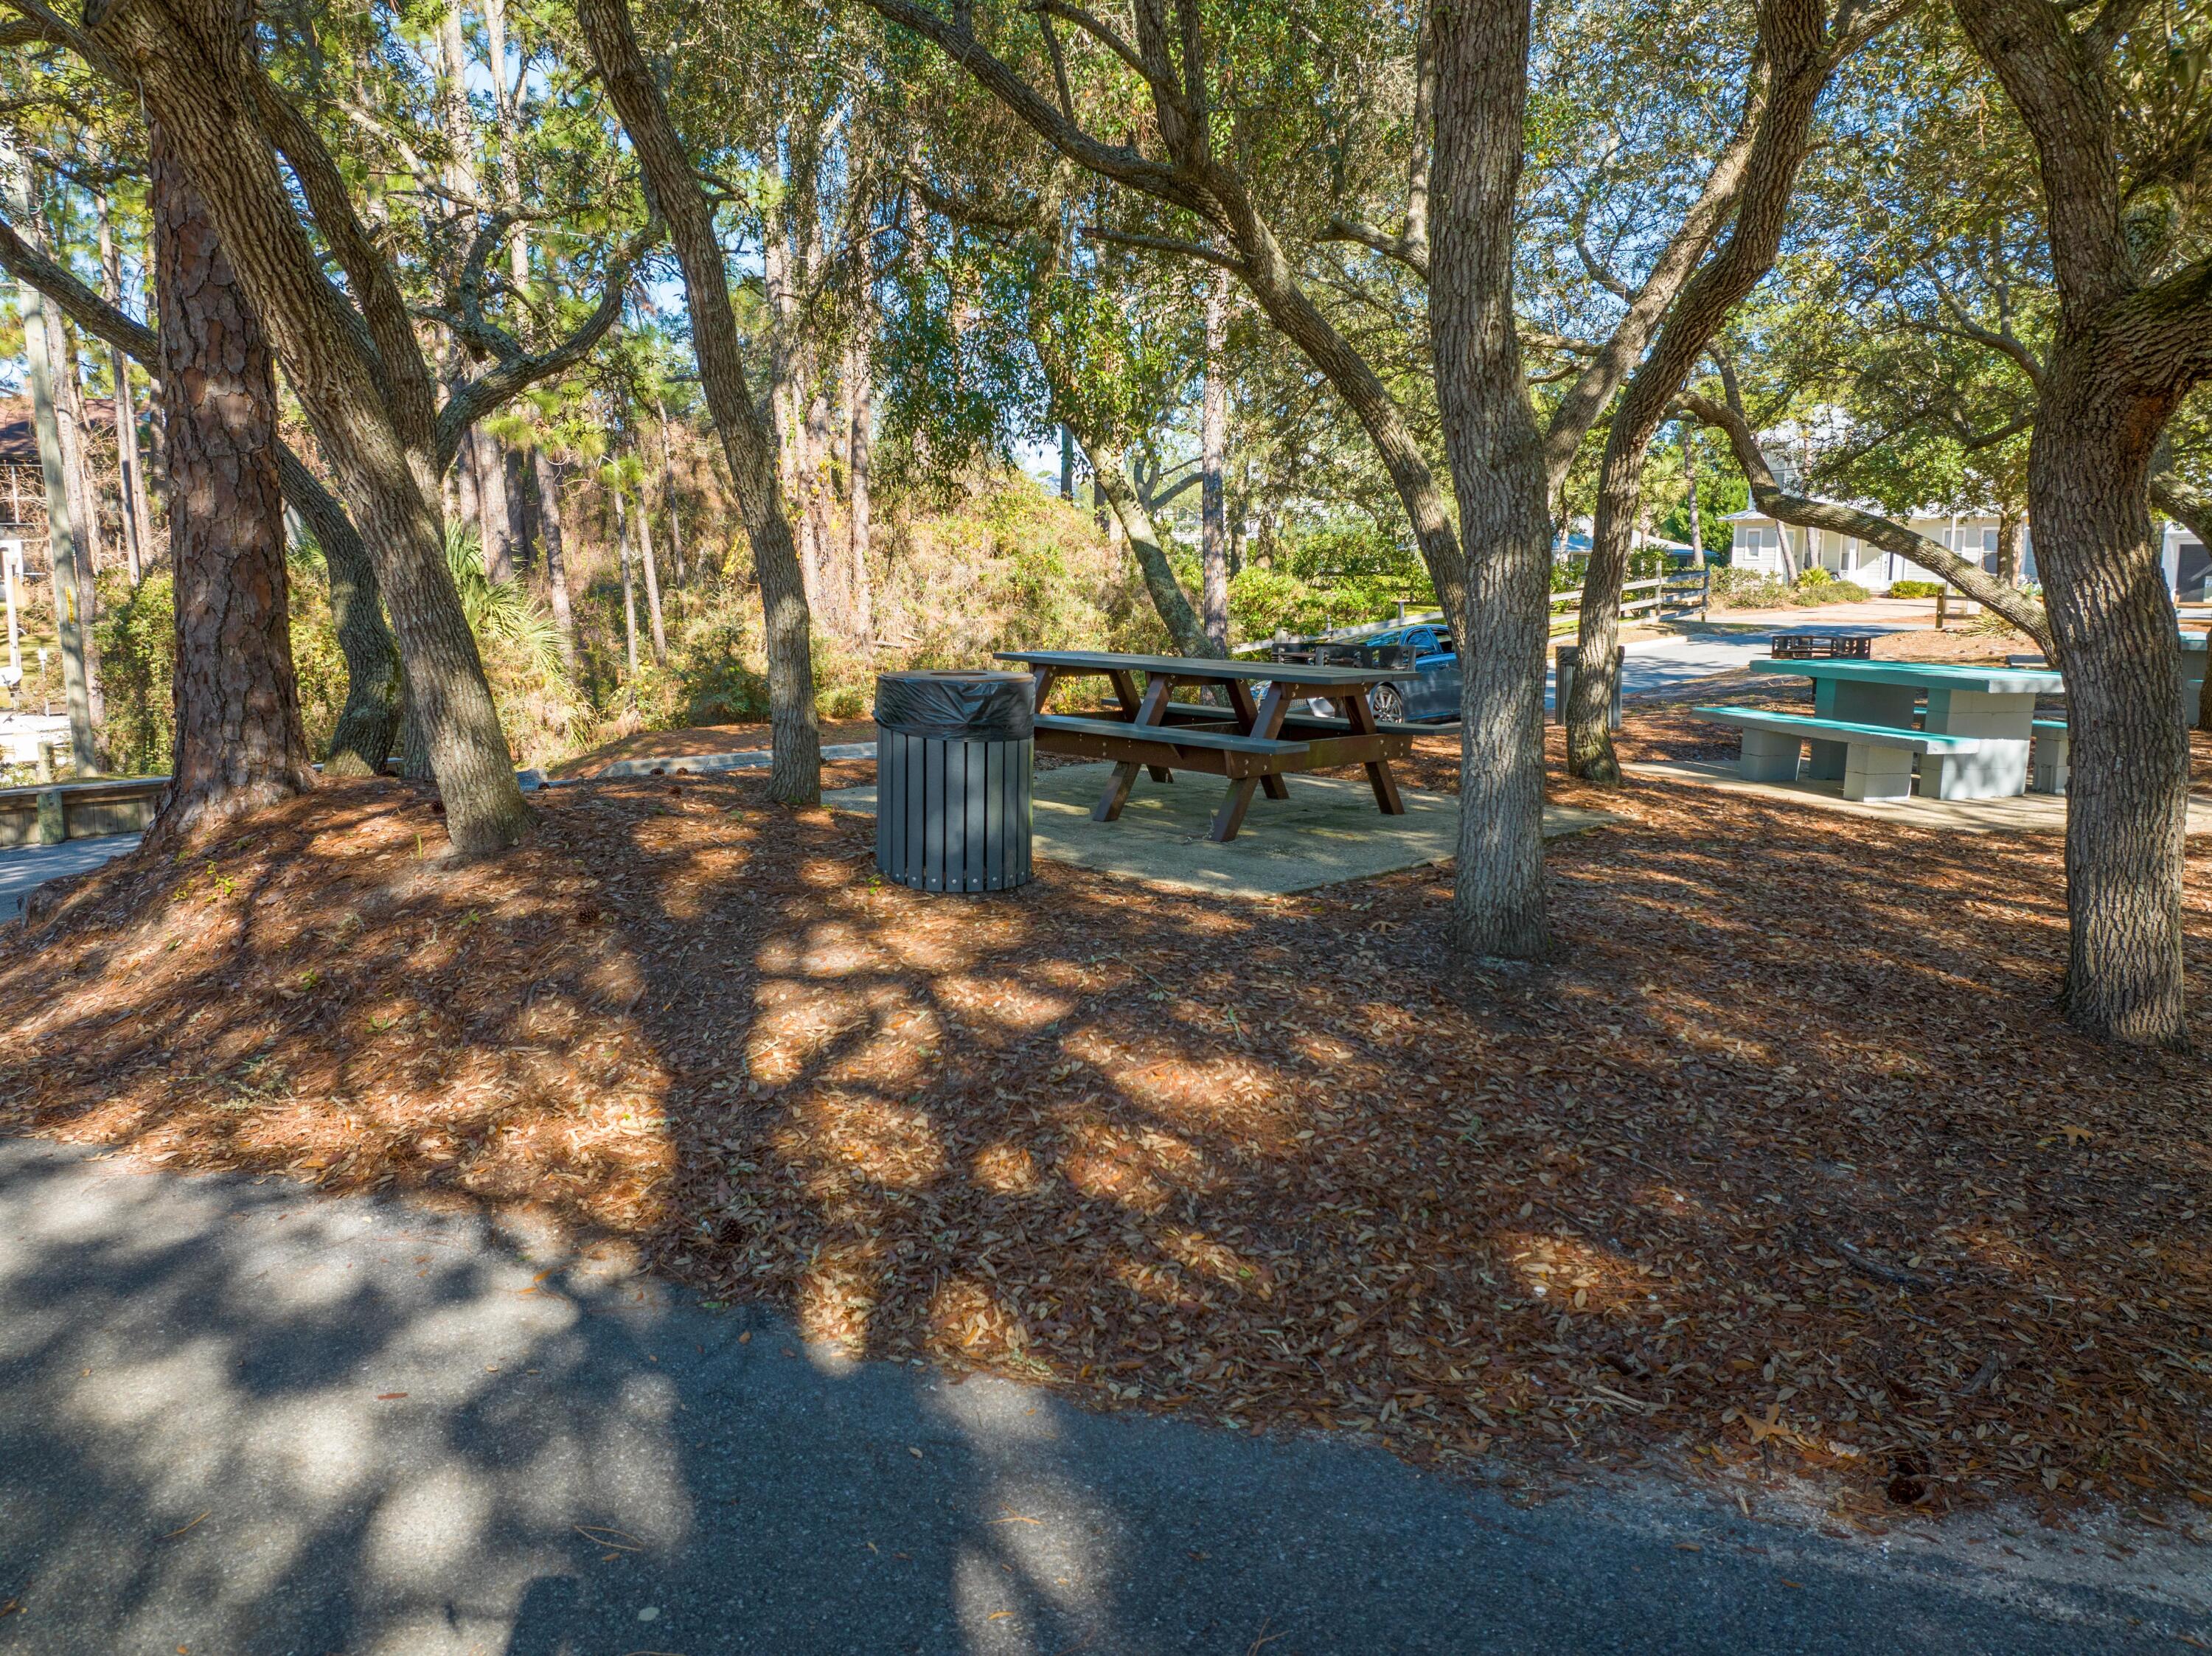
[
  {"x1": 1888, "y1": 579, "x2": 1944, "y2": 599},
  {"x1": 1792, "y1": 578, "x2": 1871, "y2": 605},
  {"x1": 1795, "y1": 566, "x2": 1834, "y2": 587}
]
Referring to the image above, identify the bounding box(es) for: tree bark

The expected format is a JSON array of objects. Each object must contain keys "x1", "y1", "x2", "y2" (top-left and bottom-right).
[
  {"x1": 613, "y1": 482, "x2": 641, "y2": 677},
  {"x1": 1201, "y1": 266, "x2": 1231, "y2": 650},
  {"x1": 633, "y1": 465, "x2": 668, "y2": 664},
  {"x1": 1953, "y1": 0, "x2": 2209, "y2": 1046},
  {"x1": 96, "y1": 187, "x2": 151, "y2": 584},
  {"x1": 473, "y1": 423, "x2": 516, "y2": 582},
  {"x1": 2148, "y1": 473, "x2": 2212, "y2": 730},
  {"x1": 147, "y1": 123, "x2": 313, "y2": 845},
  {"x1": 578, "y1": 0, "x2": 821, "y2": 803},
  {"x1": 1679, "y1": 384, "x2": 2054, "y2": 647},
  {"x1": 1431, "y1": 0, "x2": 1555, "y2": 960},
  {"x1": 1568, "y1": 0, "x2": 1839, "y2": 784},
  {"x1": 843, "y1": 305, "x2": 876, "y2": 641},
  {"x1": 274, "y1": 444, "x2": 401, "y2": 773},
  {"x1": 97, "y1": 0, "x2": 532, "y2": 855},
  {"x1": 1683, "y1": 428, "x2": 1704, "y2": 568},
  {"x1": 535, "y1": 448, "x2": 579, "y2": 672},
  {"x1": 1082, "y1": 434, "x2": 1218, "y2": 658},
  {"x1": 3, "y1": 142, "x2": 97, "y2": 772}
]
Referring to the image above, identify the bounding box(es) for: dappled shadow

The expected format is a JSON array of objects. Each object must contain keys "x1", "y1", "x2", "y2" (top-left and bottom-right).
[{"x1": 1, "y1": 747, "x2": 2210, "y2": 1534}]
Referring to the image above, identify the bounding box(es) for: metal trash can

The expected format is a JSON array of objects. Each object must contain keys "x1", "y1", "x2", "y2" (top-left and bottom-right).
[
  {"x1": 874, "y1": 669, "x2": 1034, "y2": 893},
  {"x1": 1551, "y1": 644, "x2": 1624, "y2": 729}
]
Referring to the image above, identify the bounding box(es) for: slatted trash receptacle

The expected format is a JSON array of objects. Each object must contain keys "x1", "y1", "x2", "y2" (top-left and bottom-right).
[
  {"x1": 1551, "y1": 644, "x2": 1624, "y2": 729},
  {"x1": 874, "y1": 669, "x2": 1034, "y2": 893}
]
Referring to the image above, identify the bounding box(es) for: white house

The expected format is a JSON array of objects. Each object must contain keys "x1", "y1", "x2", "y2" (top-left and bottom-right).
[{"x1": 1725, "y1": 508, "x2": 2211, "y2": 600}]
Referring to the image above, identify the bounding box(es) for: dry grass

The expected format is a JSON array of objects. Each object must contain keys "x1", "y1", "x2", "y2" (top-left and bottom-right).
[{"x1": 3, "y1": 710, "x2": 2210, "y2": 1531}]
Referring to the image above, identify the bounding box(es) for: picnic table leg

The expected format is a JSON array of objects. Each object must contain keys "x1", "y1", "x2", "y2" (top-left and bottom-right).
[
  {"x1": 1340, "y1": 685, "x2": 1406, "y2": 815},
  {"x1": 1208, "y1": 683, "x2": 1291, "y2": 841},
  {"x1": 1110, "y1": 669, "x2": 1172, "y2": 784},
  {"x1": 1095, "y1": 673, "x2": 1178, "y2": 821},
  {"x1": 1227, "y1": 679, "x2": 1290, "y2": 800},
  {"x1": 1029, "y1": 667, "x2": 1060, "y2": 712}
]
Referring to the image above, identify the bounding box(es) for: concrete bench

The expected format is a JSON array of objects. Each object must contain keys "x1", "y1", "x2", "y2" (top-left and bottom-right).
[
  {"x1": 2031, "y1": 718, "x2": 2070, "y2": 795},
  {"x1": 1694, "y1": 707, "x2": 1983, "y2": 802}
]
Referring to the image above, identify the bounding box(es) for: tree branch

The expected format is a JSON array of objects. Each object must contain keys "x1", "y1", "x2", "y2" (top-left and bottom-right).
[
  {"x1": 1678, "y1": 383, "x2": 2053, "y2": 649},
  {"x1": 1317, "y1": 212, "x2": 1429, "y2": 279},
  {"x1": 1081, "y1": 223, "x2": 1248, "y2": 273}
]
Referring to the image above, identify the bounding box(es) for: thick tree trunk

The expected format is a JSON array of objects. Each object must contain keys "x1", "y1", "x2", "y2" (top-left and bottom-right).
[
  {"x1": 2031, "y1": 363, "x2": 2191, "y2": 1046},
  {"x1": 147, "y1": 128, "x2": 313, "y2": 844},
  {"x1": 579, "y1": 0, "x2": 820, "y2": 803},
  {"x1": 104, "y1": 0, "x2": 532, "y2": 855},
  {"x1": 51, "y1": 310, "x2": 106, "y2": 726},
  {"x1": 1431, "y1": 0, "x2": 1554, "y2": 960},
  {"x1": 1201, "y1": 267, "x2": 1231, "y2": 650}
]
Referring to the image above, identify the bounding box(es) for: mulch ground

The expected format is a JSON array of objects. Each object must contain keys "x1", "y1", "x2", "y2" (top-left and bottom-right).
[{"x1": 4, "y1": 704, "x2": 2211, "y2": 1534}]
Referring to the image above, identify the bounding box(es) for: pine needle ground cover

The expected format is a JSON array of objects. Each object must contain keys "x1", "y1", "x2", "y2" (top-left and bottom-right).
[{"x1": 3, "y1": 719, "x2": 2208, "y2": 1531}]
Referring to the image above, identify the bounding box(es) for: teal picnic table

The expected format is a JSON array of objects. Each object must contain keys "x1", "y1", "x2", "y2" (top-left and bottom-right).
[{"x1": 1746, "y1": 657, "x2": 2064, "y2": 799}]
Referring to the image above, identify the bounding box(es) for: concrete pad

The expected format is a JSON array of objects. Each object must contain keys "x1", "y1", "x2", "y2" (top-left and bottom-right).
[
  {"x1": 598, "y1": 742, "x2": 877, "y2": 779},
  {"x1": 826, "y1": 760, "x2": 1618, "y2": 896},
  {"x1": 1624, "y1": 759, "x2": 2212, "y2": 837},
  {"x1": 0, "y1": 832, "x2": 141, "y2": 921}
]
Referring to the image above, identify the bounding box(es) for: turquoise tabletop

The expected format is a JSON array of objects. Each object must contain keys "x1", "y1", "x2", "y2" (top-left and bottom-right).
[{"x1": 1747, "y1": 658, "x2": 2064, "y2": 694}]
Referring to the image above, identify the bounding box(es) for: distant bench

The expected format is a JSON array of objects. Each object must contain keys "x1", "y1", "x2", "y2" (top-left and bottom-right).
[{"x1": 1693, "y1": 708, "x2": 1983, "y2": 802}]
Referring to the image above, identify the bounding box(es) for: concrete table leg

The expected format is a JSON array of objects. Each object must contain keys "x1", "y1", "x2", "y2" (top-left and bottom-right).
[
  {"x1": 1737, "y1": 728, "x2": 1803, "y2": 783},
  {"x1": 1843, "y1": 743, "x2": 1914, "y2": 802},
  {"x1": 1920, "y1": 689, "x2": 2034, "y2": 799},
  {"x1": 1806, "y1": 681, "x2": 1916, "y2": 779}
]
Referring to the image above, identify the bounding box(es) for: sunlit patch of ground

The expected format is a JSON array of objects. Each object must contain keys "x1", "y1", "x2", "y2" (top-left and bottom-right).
[{"x1": 3, "y1": 730, "x2": 2210, "y2": 1527}]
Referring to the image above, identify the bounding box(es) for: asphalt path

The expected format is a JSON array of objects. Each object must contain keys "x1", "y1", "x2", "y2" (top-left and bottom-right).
[{"x1": 1, "y1": 1137, "x2": 2203, "y2": 1655}]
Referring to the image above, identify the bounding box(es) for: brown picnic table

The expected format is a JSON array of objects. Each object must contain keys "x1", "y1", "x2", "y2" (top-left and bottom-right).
[{"x1": 992, "y1": 649, "x2": 1419, "y2": 842}]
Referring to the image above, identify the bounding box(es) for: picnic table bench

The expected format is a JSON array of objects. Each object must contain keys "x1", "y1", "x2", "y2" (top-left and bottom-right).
[
  {"x1": 994, "y1": 649, "x2": 1416, "y2": 841},
  {"x1": 1694, "y1": 707, "x2": 1986, "y2": 801}
]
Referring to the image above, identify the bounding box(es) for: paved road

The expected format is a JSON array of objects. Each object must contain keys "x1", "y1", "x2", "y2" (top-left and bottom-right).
[
  {"x1": 0, "y1": 831, "x2": 140, "y2": 921},
  {"x1": 1545, "y1": 623, "x2": 1912, "y2": 713},
  {"x1": 2, "y1": 1138, "x2": 2203, "y2": 1655}
]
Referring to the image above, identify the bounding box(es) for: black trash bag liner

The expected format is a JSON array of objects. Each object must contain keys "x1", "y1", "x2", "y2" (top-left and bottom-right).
[{"x1": 874, "y1": 670, "x2": 1035, "y2": 740}]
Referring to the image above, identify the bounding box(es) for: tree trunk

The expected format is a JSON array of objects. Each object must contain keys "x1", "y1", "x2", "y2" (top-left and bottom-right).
[
  {"x1": 275, "y1": 445, "x2": 401, "y2": 773},
  {"x1": 655, "y1": 399, "x2": 687, "y2": 586},
  {"x1": 473, "y1": 424, "x2": 515, "y2": 582},
  {"x1": 52, "y1": 312, "x2": 107, "y2": 727},
  {"x1": 633, "y1": 467, "x2": 667, "y2": 664},
  {"x1": 843, "y1": 322, "x2": 876, "y2": 642},
  {"x1": 613, "y1": 484, "x2": 641, "y2": 677},
  {"x1": 1081, "y1": 435, "x2": 1217, "y2": 658},
  {"x1": 579, "y1": 0, "x2": 820, "y2": 803},
  {"x1": 2029, "y1": 359, "x2": 2191, "y2": 1046},
  {"x1": 96, "y1": 189, "x2": 152, "y2": 584},
  {"x1": 534, "y1": 450, "x2": 579, "y2": 672},
  {"x1": 1683, "y1": 429, "x2": 1704, "y2": 569},
  {"x1": 147, "y1": 125, "x2": 313, "y2": 844},
  {"x1": 1430, "y1": 0, "x2": 1553, "y2": 960},
  {"x1": 4, "y1": 145, "x2": 97, "y2": 773},
  {"x1": 106, "y1": 0, "x2": 532, "y2": 854},
  {"x1": 1060, "y1": 426, "x2": 1074, "y2": 501},
  {"x1": 1201, "y1": 266, "x2": 1231, "y2": 650},
  {"x1": 1568, "y1": 0, "x2": 1833, "y2": 783}
]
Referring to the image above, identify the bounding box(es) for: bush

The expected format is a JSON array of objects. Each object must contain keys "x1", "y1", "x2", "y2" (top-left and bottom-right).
[
  {"x1": 1792, "y1": 578, "x2": 1871, "y2": 605},
  {"x1": 1795, "y1": 566, "x2": 1834, "y2": 587},
  {"x1": 1888, "y1": 579, "x2": 1944, "y2": 599}
]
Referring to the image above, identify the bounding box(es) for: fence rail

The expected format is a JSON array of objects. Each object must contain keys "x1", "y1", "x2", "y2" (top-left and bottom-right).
[{"x1": 1233, "y1": 567, "x2": 1711, "y2": 655}]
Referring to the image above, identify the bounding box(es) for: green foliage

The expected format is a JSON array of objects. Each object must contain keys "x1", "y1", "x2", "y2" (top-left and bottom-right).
[
  {"x1": 1793, "y1": 578, "x2": 1871, "y2": 605},
  {"x1": 91, "y1": 571, "x2": 175, "y2": 777},
  {"x1": 1795, "y1": 566, "x2": 1834, "y2": 586},
  {"x1": 1888, "y1": 579, "x2": 1945, "y2": 598}
]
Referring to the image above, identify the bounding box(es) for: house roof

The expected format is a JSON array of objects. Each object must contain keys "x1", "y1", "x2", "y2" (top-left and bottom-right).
[{"x1": 0, "y1": 396, "x2": 119, "y2": 465}]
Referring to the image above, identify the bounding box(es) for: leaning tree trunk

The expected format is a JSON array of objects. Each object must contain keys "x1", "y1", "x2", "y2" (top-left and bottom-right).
[
  {"x1": 1431, "y1": 0, "x2": 1554, "y2": 960},
  {"x1": 2032, "y1": 363, "x2": 2191, "y2": 1046},
  {"x1": 147, "y1": 126, "x2": 313, "y2": 845},
  {"x1": 579, "y1": 0, "x2": 821, "y2": 804},
  {"x1": 1200, "y1": 268, "x2": 1231, "y2": 650},
  {"x1": 1082, "y1": 435, "x2": 1220, "y2": 658},
  {"x1": 274, "y1": 445, "x2": 400, "y2": 773}
]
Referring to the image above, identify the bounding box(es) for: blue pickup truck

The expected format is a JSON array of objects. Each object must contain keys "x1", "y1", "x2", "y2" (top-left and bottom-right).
[{"x1": 1267, "y1": 624, "x2": 1462, "y2": 723}]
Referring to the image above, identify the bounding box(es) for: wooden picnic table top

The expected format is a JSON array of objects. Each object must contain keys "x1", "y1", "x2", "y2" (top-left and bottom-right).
[
  {"x1": 1747, "y1": 658, "x2": 2065, "y2": 694},
  {"x1": 994, "y1": 648, "x2": 1401, "y2": 687}
]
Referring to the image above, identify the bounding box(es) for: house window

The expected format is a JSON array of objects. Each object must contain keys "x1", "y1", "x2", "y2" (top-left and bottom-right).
[{"x1": 1982, "y1": 526, "x2": 2001, "y2": 574}]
